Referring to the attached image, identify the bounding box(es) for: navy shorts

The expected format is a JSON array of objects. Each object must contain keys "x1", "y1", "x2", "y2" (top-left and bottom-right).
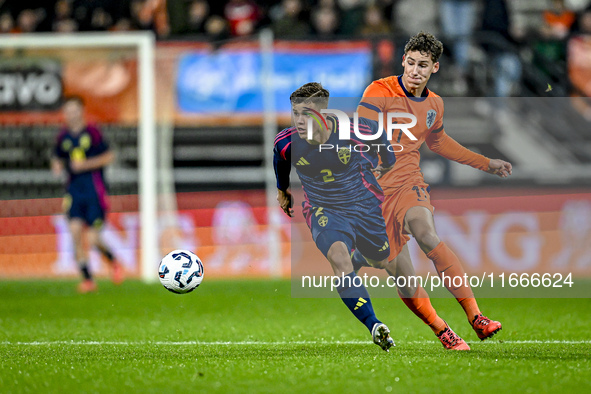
[
  {"x1": 303, "y1": 200, "x2": 390, "y2": 261},
  {"x1": 64, "y1": 192, "x2": 106, "y2": 228}
]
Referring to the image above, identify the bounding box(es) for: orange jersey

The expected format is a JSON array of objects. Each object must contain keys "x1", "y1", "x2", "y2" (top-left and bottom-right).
[{"x1": 358, "y1": 75, "x2": 489, "y2": 194}]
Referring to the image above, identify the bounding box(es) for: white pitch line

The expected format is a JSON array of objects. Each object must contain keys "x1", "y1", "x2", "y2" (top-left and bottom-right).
[{"x1": 1, "y1": 340, "x2": 591, "y2": 346}]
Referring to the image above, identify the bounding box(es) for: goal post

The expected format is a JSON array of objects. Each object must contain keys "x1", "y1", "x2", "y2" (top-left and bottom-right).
[
  {"x1": 1, "y1": 32, "x2": 158, "y2": 282},
  {"x1": 260, "y1": 29, "x2": 282, "y2": 278}
]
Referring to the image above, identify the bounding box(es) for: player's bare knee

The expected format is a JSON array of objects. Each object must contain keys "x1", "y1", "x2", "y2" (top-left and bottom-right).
[
  {"x1": 397, "y1": 278, "x2": 417, "y2": 298},
  {"x1": 369, "y1": 258, "x2": 388, "y2": 270},
  {"x1": 87, "y1": 230, "x2": 100, "y2": 249},
  {"x1": 412, "y1": 227, "x2": 440, "y2": 252},
  {"x1": 419, "y1": 232, "x2": 440, "y2": 252},
  {"x1": 327, "y1": 243, "x2": 353, "y2": 276}
]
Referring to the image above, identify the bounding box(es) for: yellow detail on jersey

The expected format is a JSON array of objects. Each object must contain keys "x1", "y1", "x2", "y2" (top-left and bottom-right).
[
  {"x1": 70, "y1": 147, "x2": 86, "y2": 161},
  {"x1": 296, "y1": 158, "x2": 310, "y2": 166},
  {"x1": 62, "y1": 194, "x2": 72, "y2": 214},
  {"x1": 318, "y1": 216, "x2": 328, "y2": 227},
  {"x1": 80, "y1": 133, "x2": 91, "y2": 150},
  {"x1": 321, "y1": 169, "x2": 335, "y2": 182},
  {"x1": 338, "y1": 147, "x2": 351, "y2": 165},
  {"x1": 61, "y1": 139, "x2": 72, "y2": 151},
  {"x1": 379, "y1": 241, "x2": 389, "y2": 252},
  {"x1": 314, "y1": 207, "x2": 324, "y2": 217},
  {"x1": 354, "y1": 297, "x2": 367, "y2": 310}
]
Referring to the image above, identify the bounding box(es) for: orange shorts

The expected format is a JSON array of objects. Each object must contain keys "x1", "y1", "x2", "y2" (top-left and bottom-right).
[{"x1": 382, "y1": 182, "x2": 434, "y2": 260}]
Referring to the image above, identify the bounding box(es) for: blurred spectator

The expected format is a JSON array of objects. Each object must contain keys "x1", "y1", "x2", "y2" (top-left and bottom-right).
[
  {"x1": 394, "y1": 0, "x2": 438, "y2": 37},
  {"x1": 577, "y1": 4, "x2": 591, "y2": 32},
  {"x1": 224, "y1": 0, "x2": 261, "y2": 37},
  {"x1": 542, "y1": 0, "x2": 576, "y2": 39},
  {"x1": 358, "y1": 5, "x2": 391, "y2": 37},
  {"x1": 52, "y1": 0, "x2": 78, "y2": 32},
  {"x1": 532, "y1": 0, "x2": 575, "y2": 79},
  {"x1": 127, "y1": 0, "x2": 147, "y2": 30},
  {"x1": 90, "y1": 7, "x2": 113, "y2": 31},
  {"x1": 16, "y1": 9, "x2": 41, "y2": 32},
  {"x1": 565, "y1": 0, "x2": 591, "y2": 12},
  {"x1": 54, "y1": 18, "x2": 78, "y2": 33},
  {"x1": 569, "y1": 3, "x2": 591, "y2": 33},
  {"x1": 186, "y1": 0, "x2": 210, "y2": 35},
  {"x1": 71, "y1": 0, "x2": 130, "y2": 32},
  {"x1": 311, "y1": 6, "x2": 339, "y2": 38},
  {"x1": 121, "y1": 0, "x2": 168, "y2": 35},
  {"x1": 9, "y1": 0, "x2": 56, "y2": 32},
  {"x1": 568, "y1": 6, "x2": 591, "y2": 102},
  {"x1": 439, "y1": 0, "x2": 477, "y2": 94},
  {"x1": 205, "y1": 15, "x2": 230, "y2": 41},
  {"x1": 112, "y1": 17, "x2": 132, "y2": 31},
  {"x1": 0, "y1": 12, "x2": 15, "y2": 33},
  {"x1": 271, "y1": 0, "x2": 311, "y2": 38},
  {"x1": 55, "y1": 0, "x2": 72, "y2": 21},
  {"x1": 337, "y1": 0, "x2": 364, "y2": 35},
  {"x1": 139, "y1": 0, "x2": 169, "y2": 37},
  {"x1": 479, "y1": 0, "x2": 522, "y2": 97}
]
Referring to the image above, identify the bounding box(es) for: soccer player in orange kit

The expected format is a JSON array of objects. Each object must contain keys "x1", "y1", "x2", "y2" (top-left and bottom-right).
[{"x1": 354, "y1": 31, "x2": 513, "y2": 350}]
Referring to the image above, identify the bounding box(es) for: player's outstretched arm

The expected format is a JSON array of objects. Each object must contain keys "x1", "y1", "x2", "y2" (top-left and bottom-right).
[
  {"x1": 50, "y1": 157, "x2": 64, "y2": 177},
  {"x1": 486, "y1": 159, "x2": 512, "y2": 178},
  {"x1": 426, "y1": 130, "x2": 490, "y2": 172}
]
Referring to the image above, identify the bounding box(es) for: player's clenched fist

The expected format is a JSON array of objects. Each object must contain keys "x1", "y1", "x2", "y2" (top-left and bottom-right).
[
  {"x1": 277, "y1": 189, "x2": 294, "y2": 217},
  {"x1": 487, "y1": 159, "x2": 512, "y2": 178}
]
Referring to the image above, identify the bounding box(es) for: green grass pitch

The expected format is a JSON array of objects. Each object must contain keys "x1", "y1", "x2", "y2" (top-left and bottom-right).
[{"x1": 1, "y1": 279, "x2": 590, "y2": 393}]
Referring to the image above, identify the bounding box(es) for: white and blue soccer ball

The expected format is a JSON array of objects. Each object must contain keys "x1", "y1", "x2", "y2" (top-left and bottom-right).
[{"x1": 158, "y1": 250, "x2": 204, "y2": 294}]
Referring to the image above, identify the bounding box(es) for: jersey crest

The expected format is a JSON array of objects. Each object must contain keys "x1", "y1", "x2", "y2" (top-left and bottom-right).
[
  {"x1": 338, "y1": 147, "x2": 351, "y2": 165},
  {"x1": 61, "y1": 139, "x2": 72, "y2": 151},
  {"x1": 426, "y1": 109, "x2": 437, "y2": 129},
  {"x1": 80, "y1": 133, "x2": 91, "y2": 150}
]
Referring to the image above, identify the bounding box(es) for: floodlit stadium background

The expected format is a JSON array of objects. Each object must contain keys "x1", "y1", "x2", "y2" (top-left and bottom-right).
[{"x1": 0, "y1": 0, "x2": 590, "y2": 287}]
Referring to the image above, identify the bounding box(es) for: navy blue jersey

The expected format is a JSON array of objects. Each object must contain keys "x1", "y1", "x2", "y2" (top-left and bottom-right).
[
  {"x1": 53, "y1": 125, "x2": 110, "y2": 205},
  {"x1": 273, "y1": 116, "x2": 396, "y2": 209}
]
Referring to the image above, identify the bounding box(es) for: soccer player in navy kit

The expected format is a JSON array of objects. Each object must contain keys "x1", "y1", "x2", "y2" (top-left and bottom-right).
[
  {"x1": 274, "y1": 82, "x2": 397, "y2": 351},
  {"x1": 51, "y1": 96, "x2": 123, "y2": 293}
]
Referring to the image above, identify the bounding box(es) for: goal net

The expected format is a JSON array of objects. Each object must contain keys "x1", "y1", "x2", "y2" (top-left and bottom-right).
[{"x1": 0, "y1": 32, "x2": 159, "y2": 281}]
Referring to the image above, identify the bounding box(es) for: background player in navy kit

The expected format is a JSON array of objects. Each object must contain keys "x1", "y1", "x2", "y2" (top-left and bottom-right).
[
  {"x1": 51, "y1": 96, "x2": 123, "y2": 293},
  {"x1": 274, "y1": 82, "x2": 397, "y2": 351}
]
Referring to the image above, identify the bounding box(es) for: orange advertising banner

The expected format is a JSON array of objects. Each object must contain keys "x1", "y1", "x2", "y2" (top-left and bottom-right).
[
  {"x1": 0, "y1": 189, "x2": 590, "y2": 280},
  {"x1": 291, "y1": 188, "x2": 591, "y2": 278},
  {"x1": 0, "y1": 191, "x2": 291, "y2": 279}
]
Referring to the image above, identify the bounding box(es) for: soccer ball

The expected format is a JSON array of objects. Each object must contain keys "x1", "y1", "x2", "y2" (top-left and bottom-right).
[{"x1": 158, "y1": 250, "x2": 204, "y2": 294}]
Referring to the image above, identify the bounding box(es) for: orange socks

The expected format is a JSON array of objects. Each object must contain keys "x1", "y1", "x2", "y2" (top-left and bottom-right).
[
  {"x1": 427, "y1": 241, "x2": 481, "y2": 321},
  {"x1": 458, "y1": 298, "x2": 481, "y2": 322},
  {"x1": 398, "y1": 286, "x2": 447, "y2": 334}
]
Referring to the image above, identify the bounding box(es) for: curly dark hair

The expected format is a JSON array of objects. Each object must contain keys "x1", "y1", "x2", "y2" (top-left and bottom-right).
[
  {"x1": 290, "y1": 82, "x2": 330, "y2": 108},
  {"x1": 404, "y1": 31, "x2": 444, "y2": 63}
]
